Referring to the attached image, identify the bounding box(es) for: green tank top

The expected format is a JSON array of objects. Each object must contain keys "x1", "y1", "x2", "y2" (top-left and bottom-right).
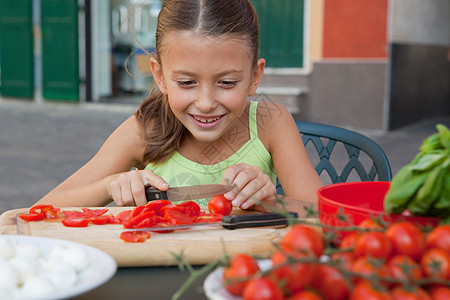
[{"x1": 145, "y1": 101, "x2": 277, "y2": 206}]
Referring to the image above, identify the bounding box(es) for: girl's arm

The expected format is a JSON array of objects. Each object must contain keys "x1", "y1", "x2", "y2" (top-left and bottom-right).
[
  {"x1": 264, "y1": 103, "x2": 323, "y2": 204},
  {"x1": 35, "y1": 116, "x2": 167, "y2": 207}
]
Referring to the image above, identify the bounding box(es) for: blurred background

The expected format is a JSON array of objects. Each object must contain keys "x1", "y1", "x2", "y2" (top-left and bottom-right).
[
  {"x1": 0, "y1": 0, "x2": 449, "y2": 211},
  {"x1": 0, "y1": 0, "x2": 449, "y2": 131}
]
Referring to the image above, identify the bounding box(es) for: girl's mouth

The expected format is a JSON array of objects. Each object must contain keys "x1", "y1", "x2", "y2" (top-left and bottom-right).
[{"x1": 190, "y1": 114, "x2": 224, "y2": 128}]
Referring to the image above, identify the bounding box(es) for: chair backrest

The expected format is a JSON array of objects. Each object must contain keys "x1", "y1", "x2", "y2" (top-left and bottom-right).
[{"x1": 276, "y1": 120, "x2": 392, "y2": 195}]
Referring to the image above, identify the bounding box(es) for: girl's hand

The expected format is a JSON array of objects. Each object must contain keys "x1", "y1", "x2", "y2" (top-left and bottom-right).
[
  {"x1": 106, "y1": 170, "x2": 169, "y2": 207},
  {"x1": 222, "y1": 163, "x2": 276, "y2": 211}
]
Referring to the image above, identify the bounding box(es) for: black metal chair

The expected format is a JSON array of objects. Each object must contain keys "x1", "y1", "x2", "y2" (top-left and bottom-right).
[{"x1": 276, "y1": 120, "x2": 392, "y2": 195}]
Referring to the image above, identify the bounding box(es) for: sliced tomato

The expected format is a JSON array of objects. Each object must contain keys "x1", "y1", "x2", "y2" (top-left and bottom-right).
[
  {"x1": 120, "y1": 231, "x2": 150, "y2": 243},
  {"x1": 160, "y1": 204, "x2": 185, "y2": 215},
  {"x1": 145, "y1": 200, "x2": 172, "y2": 215},
  {"x1": 177, "y1": 201, "x2": 201, "y2": 218},
  {"x1": 129, "y1": 206, "x2": 145, "y2": 219},
  {"x1": 62, "y1": 217, "x2": 90, "y2": 227},
  {"x1": 164, "y1": 209, "x2": 196, "y2": 225},
  {"x1": 116, "y1": 210, "x2": 131, "y2": 223},
  {"x1": 19, "y1": 212, "x2": 45, "y2": 222},
  {"x1": 90, "y1": 214, "x2": 115, "y2": 225},
  {"x1": 123, "y1": 211, "x2": 156, "y2": 229},
  {"x1": 62, "y1": 210, "x2": 91, "y2": 219},
  {"x1": 30, "y1": 204, "x2": 60, "y2": 219},
  {"x1": 81, "y1": 208, "x2": 108, "y2": 217},
  {"x1": 195, "y1": 213, "x2": 224, "y2": 223}
]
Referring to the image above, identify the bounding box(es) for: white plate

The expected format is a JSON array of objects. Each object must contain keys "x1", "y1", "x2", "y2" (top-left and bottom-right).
[
  {"x1": 203, "y1": 259, "x2": 272, "y2": 300},
  {"x1": 1, "y1": 235, "x2": 117, "y2": 300}
]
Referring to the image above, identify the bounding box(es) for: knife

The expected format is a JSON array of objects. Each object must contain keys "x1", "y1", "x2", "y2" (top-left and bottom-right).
[
  {"x1": 145, "y1": 184, "x2": 233, "y2": 202},
  {"x1": 126, "y1": 211, "x2": 298, "y2": 232}
]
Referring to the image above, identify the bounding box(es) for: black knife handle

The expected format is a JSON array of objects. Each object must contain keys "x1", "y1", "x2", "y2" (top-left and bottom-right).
[
  {"x1": 145, "y1": 187, "x2": 168, "y2": 201},
  {"x1": 221, "y1": 211, "x2": 298, "y2": 230}
]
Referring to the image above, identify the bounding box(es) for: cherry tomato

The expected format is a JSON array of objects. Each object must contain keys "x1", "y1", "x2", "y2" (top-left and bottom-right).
[
  {"x1": 242, "y1": 277, "x2": 283, "y2": 300},
  {"x1": 311, "y1": 264, "x2": 349, "y2": 300},
  {"x1": 421, "y1": 248, "x2": 450, "y2": 280},
  {"x1": 429, "y1": 285, "x2": 450, "y2": 300},
  {"x1": 119, "y1": 231, "x2": 150, "y2": 243},
  {"x1": 280, "y1": 224, "x2": 324, "y2": 258},
  {"x1": 351, "y1": 256, "x2": 391, "y2": 285},
  {"x1": 391, "y1": 285, "x2": 431, "y2": 300},
  {"x1": 354, "y1": 231, "x2": 392, "y2": 259},
  {"x1": 331, "y1": 251, "x2": 354, "y2": 270},
  {"x1": 358, "y1": 218, "x2": 384, "y2": 230},
  {"x1": 19, "y1": 212, "x2": 45, "y2": 221},
  {"x1": 208, "y1": 195, "x2": 232, "y2": 216},
  {"x1": 223, "y1": 254, "x2": 260, "y2": 296},
  {"x1": 350, "y1": 281, "x2": 394, "y2": 300},
  {"x1": 269, "y1": 250, "x2": 315, "y2": 294},
  {"x1": 340, "y1": 232, "x2": 359, "y2": 251},
  {"x1": 426, "y1": 225, "x2": 450, "y2": 253},
  {"x1": 290, "y1": 290, "x2": 323, "y2": 300},
  {"x1": 61, "y1": 217, "x2": 90, "y2": 227},
  {"x1": 387, "y1": 254, "x2": 423, "y2": 282},
  {"x1": 385, "y1": 221, "x2": 426, "y2": 261}
]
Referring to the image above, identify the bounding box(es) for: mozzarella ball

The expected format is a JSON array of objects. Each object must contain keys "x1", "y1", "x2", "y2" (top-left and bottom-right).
[
  {"x1": 15, "y1": 243, "x2": 41, "y2": 258},
  {"x1": 0, "y1": 261, "x2": 20, "y2": 289},
  {"x1": 62, "y1": 246, "x2": 90, "y2": 272},
  {"x1": 9, "y1": 256, "x2": 40, "y2": 285},
  {"x1": 0, "y1": 238, "x2": 15, "y2": 260},
  {"x1": 44, "y1": 267, "x2": 77, "y2": 290},
  {"x1": 21, "y1": 276, "x2": 55, "y2": 298}
]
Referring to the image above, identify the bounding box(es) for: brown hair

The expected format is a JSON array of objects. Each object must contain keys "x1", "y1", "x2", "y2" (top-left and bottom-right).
[{"x1": 135, "y1": 0, "x2": 259, "y2": 164}]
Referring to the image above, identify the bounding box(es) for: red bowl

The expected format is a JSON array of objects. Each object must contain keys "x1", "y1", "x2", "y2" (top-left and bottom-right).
[{"x1": 317, "y1": 181, "x2": 440, "y2": 242}]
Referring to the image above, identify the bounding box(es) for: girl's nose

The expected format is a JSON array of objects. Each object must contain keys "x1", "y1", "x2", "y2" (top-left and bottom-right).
[{"x1": 195, "y1": 86, "x2": 216, "y2": 112}]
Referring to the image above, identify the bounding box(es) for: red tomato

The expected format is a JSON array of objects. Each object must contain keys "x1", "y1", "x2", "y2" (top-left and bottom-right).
[
  {"x1": 280, "y1": 224, "x2": 324, "y2": 258},
  {"x1": 311, "y1": 264, "x2": 349, "y2": 300},
  {"x1": 90, "y1": 214, "x2": 115, "y2": 225},
  {"x1": 164, "y1": 209, "x2": 196, "y2": 225},
  {"x1": 123, "y1": 211, "x2": 156, "y2": 229},
  {"x1": 177, "y1": 201, "x2": 201, "y2": 217},
  {"x1": 30, "y1": 204, "x2": 60, "y2": 218},
  {"x1": 421, "y1": 248, "x2": 450, "y2": 280},
  {"x1": 351, "y1": 256, "x2": 391, "y2": 285},
  {"x1": 19, "y1": 212, "x2": 45, "y2": 221},
  {"x1": 354, "y1": 231, "x2": 392, "y2": 259},
  {"x1": 350, "y1": 281, "x2": 394, "y2": 300},
  {"x1": 208, "y1": 195, "x2": 232, "y2": 216},
  {"x1": 387, "y1": 254, "x2": 423, "y2": 282},
  {"x1": 129, "y1": 206, "x2": 145, "y2": 219},
  {"x1": 223, "y1": 254, "x2": 260, "y2": 296},
  {"x1": 290, "y1": 290, "x2": 324, "y2": 300},
  {"x1": 116, "y1": 210, "x2": 131, "y2": 223},
  {"x1": 429, "y1": 285, "x2": 450, "y2": 300},
  {"x1": 269, "y1": 250, "x2": 315, "y2": 294},
  {"x1": 331, "y1": 251, "x2": 354, "y2": 270},
  {"x1": 81, "y1": 207, "x2": 108, "y2": 217},
  {"x1": 242, "y1": 277, "x2": 283, "y2": 300},
  {"x1": 385, "y1": 221, "x2": 426, "y2": 261},
  {"x1": 119, "y1": 231, "x2": 150, "y2": 243},
  {"x1": 144, "y1": 200, "x2": 172, "y2": 216},
  {"x1": 426, "y1": 225, "x2": 450, "y2": 253},
  {"x1": 358, "y1": 218, "x2": 384, "y2": 230},
  {"x1": 340, "y1": 232, "x2": 359, "y2": 251},
  {"x1": 195, "y1": 213, "x2": 224, "y2": 223},
  {"x1": 391, "y1": 285, "x2": 431, "y2": 300},
  {"x1": 61, "y1": 217, "x2": 90, "y2": 227}
]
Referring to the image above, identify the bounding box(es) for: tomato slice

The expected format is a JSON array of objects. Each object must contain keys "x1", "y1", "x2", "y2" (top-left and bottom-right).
[
  {"x1": 164, "y1": 209, "x2": 196, "y2": 225},
  {"x1": 177, "y1": 201, "x2": 201, "y2": 218},
  {"x1": 30, "y1": 204, "x2": 60, "y2": 219},
  {"x1": 123, "y1": 211, "x2": 156, "y2": 229},
  {"x1": 116, "y1": 210, "x2": 131, "y2": 223},
  {"x1": 62, "y1": 218, "x2": 90, "y2": 227},
  {"x1": 62, "y1": 211, "x2": 91, "y2": 219},
  {"x1": 195, "y1": 213, "x2": 224, "y2": 223},
  {"x1": 19, "y1": 212, "x2": 45, "y2": 222},
  {"x1": 90, "y1": 214, "x2": 116, "y2": 225},
  {"x1": 145, "y1": 200, "x2": 172, "y2": 215},
  {"x1": 129, "y1": 206, "x2": 145, "y2": 219},
  {"x1": 120, "y1": 231, "x2": 150, "y2": 243},
  {"x1": 81, "y1": 208, "x2": 109, "y2": 217}
]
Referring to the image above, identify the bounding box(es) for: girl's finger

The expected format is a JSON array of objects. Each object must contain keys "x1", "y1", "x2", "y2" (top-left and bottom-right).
[
  {"x1": 108, "y1": 180, "x2": 124, "y2": 206},
  {"x1": 130, "y1": 171, "x2": 147, "y2": 206},
  {"x1": 142, "y1": 170, "x2": 169, "y2": 191}
]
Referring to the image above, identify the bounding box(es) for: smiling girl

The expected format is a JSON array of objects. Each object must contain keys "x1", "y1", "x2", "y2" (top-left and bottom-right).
[{"x1": 36, "y1": 0, "x2": 323, "y2": 212}]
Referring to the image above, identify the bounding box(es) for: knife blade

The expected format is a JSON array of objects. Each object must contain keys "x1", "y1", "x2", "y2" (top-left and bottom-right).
[
  {"x1": 126, "y1": 211, "x2": 298, "y2": 232},
  {"x1": 145, "y1": 184, "x2": 233, "y2": 202}
]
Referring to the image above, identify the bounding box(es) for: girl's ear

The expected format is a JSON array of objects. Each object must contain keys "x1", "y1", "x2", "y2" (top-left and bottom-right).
[
  {"x1": 150, "y1": 57, "x2": 168, "y2": 94},
  {"x1": 248, "y1": 58, "x2": 266, "y2": 96}
]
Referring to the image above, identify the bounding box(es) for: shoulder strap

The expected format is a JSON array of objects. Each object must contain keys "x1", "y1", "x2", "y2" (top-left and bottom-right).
[{"x1": 248, "y1": 101, "x2": 258, "y2": 140}]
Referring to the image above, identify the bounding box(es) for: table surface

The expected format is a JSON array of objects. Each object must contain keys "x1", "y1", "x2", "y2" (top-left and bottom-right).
[{"x1": 74, "y1": 266, "x2": 210, "y2": 300}]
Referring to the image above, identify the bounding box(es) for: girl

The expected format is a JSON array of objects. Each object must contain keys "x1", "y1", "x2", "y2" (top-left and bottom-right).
[{"x1": 36, "y1": 0, "x2": 323, "y2": 212}]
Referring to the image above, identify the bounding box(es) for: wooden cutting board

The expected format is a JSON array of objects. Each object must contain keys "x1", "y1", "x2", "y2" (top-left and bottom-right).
[{"x1": 0, "y1": 207, "x2": 320, "y2": 267}]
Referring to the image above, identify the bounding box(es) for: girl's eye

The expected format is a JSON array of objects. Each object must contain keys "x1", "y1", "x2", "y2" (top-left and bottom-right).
[
  {"x1": 219, "y1": 80, "x2": 238, "y2": 87},
  {"x1": 177, "y1": 80, "x2": 196, "y2": 87}
]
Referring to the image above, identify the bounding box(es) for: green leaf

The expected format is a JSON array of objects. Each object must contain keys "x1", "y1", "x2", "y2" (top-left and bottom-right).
[
  {"x1": 419, "y1": 132, "x2": 442, "y2": 153},
  {"x1": 437, "y1": 124, "x2": 450, "y2": 150},
  {"x1": 410, "y1": 151, "x2": 448, "y2": 172}
]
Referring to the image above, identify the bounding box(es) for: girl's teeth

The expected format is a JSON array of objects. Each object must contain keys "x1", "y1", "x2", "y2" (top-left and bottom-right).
[{"x1": 193, "y1": 116, "x2": 220, "y2": 123}]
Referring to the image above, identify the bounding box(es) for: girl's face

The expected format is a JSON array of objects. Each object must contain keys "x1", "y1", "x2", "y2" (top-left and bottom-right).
[{"x1": 151, "y1": 31, "x2": 265, "y2": 143}]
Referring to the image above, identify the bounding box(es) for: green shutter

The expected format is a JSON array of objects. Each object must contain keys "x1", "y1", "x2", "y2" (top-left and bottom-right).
[
  {"x1": 252, "y1": 0, "x2": 304, "y2": 68},
  {"x1": 0, "y1": 0, "x2": 34, "y2": 98},
  {"x1": 41, "y1": 0, "x2": 79, "y2": 101}
]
